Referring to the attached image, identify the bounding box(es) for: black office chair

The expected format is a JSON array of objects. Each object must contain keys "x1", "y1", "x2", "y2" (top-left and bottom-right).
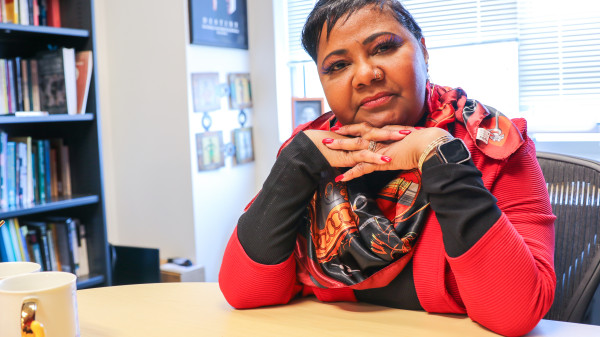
[
  {"x1": 109, "y1": 244, "x2": 161, "y2": 286},
  {"x1": 536, "y1": 152, "x2": 600, "y2": 324}
]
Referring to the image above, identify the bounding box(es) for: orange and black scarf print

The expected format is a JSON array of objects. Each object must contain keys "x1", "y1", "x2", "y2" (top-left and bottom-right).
[{"x1": 292, "y1": 82, "x2": 524, "y2": 290}]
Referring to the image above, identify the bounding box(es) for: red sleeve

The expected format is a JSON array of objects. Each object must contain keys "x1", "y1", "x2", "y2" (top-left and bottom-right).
[
  {"x1": 447, "y1": 138, "x2": 556, "y2": 336},
  {"x1": 218, "y1": 227, "x2": 302, "y2": 309}
]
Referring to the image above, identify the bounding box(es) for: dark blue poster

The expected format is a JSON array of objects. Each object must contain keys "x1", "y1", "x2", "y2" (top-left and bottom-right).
[{"x1": 189, "y1": 0, "x2": 249, "y2": 49}]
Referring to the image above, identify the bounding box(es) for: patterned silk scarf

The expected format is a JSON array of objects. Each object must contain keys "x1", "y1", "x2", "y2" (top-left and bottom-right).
[{"x1": 291, "y1": 82, "x2": 524, "y2": 290}]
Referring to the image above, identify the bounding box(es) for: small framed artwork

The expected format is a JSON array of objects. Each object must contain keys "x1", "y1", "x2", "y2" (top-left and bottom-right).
[
  {"x1": 292, "y1": 97, "x2": 324, "y2": 129},
  {"x1": 188, "y1": 0, "x2": 248, "y2": 49},
  {"x1": 228, "y1": 73, "x2": 252, "y2": 109},
  {"x1": 196, "y1": 131, "x2": 225, "y2": 171},
  {"x1": 191, "y1": 73, "x2": 221, "y2": 112},
  {"x1": 232, "y1": 127, "x2": 254, "y2": 165}
]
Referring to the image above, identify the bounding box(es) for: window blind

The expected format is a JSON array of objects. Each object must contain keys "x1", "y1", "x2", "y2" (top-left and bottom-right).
[
  {"x1": 402, "y1": 0, "x2": 518, "y2": 48},
  {"x1": 518, "y1": 1, "x2": 600, "y2": 116},
  {"x1": 288, "y1": 0, "x2": 316, "y2": 62}
]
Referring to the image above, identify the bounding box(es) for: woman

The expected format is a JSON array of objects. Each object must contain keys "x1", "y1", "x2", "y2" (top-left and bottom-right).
[{"x1": 219, "y1": 1, "x2": 556, "y2": 336}]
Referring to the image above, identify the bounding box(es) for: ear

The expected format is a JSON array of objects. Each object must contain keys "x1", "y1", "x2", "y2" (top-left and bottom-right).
[{"x1": 420, "y1": 37, "x2": 429, "y2": 65}]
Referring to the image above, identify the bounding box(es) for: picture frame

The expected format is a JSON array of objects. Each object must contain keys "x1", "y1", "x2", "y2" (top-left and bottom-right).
[
  {"x1": 292, "y1": 97, "x2": 325, "y2": 129},
  {"x1": 232, "y1": 127, "x2": 254, "y2": 165},
  {"x1": 188, "y1": 0, "x2": 248, "y2": 50},
  {"x1": 191, "y1": 73, "x2": 221, "y2": 112},
  {"x1": 228, "y1": 73, "x2": 252, "y2": 109},
  {"x1": 196, "y1": 131, "x2": 225, "y2": 171}
]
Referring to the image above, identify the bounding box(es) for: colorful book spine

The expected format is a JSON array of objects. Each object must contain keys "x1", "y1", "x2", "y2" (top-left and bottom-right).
[
  {"x1": 7, "y1": 141, "x2": 16, "y2": 207},
  {"x1": 0, "y1": 220, "x2": 15, "y2": 261},
  {"x1": 7, "y1": 219, "x2": 21, "y2": 261},
  {"x1": 0, "y1": 131, "x2": 8, "y2": 209},
  {"x1": 37, "y1": 139, "x2": 46, "y2": 202}
]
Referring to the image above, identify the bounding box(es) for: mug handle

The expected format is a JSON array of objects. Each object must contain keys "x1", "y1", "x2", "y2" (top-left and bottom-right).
[{"x1": 21, "y1": 301, "x2": 46, "y2": 337}]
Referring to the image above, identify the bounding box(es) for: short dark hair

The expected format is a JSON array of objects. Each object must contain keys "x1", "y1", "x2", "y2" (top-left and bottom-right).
[{"x1": 301, "y1": 0, "x2": 423, "y2": 62}]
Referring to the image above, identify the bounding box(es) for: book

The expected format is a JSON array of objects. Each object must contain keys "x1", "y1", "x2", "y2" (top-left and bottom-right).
[
  {"x1": 11, "y1": 136, "x2": 33, "y2": 206},
  {"x1": 7, "y1": 219, "x2": 21, "y2": 261},
  {"x1": 18, "y1": 224, "x2": 30, "y2": 262},
  {"x1": 0, "y1": 131, "x2": 8, "y2": 209},
  {"x1": 24, "y1": 221, "x2": 51, "y2": 270},
  {"x1": 37, "y1": 48, "x2": 76, "y2": 115},
  {"x1": 29, "y1": 59, "x2": 41, "y2": 111},
  {"x1": 4, "y1": 0, "x2": 17, "y2": 24},
  {"x1": 0, "y1": 59, "x2": 8, "y2": 114},
  {"x1": 60, "y1": 143, "x2": 71, "y2": 195},
  {"x1": 45, "y1": 226, "x2": 58, "y2": 270},
  {"x1": 21, "y1": 59, "x2": 31, "y2": 111},
  {"x1": 45, "y1": 0, "x2": 59, "y2": 27},
  {"x1": 0, "y1": 219, "x2": 15, "y2": 261},
  {"x1": 51, "y1": 220, "x2": 73, "y2": 273},
  {"x1": 13, "y1": 218, "x2": 27, "y2": 261},
  {"x1": 43, "y1": 139, "x2": 51, "y2": 200},
  {"x1": 76, "y1": 220, "x2": 89, "y2": 276},
  {"x1": 32, "y1": 0, "x2": 39, "y2": 26},
  {"x1": 15, "y1": 141, "x2": 27, "y2": 206},
  {"x1": 6, "y1": 59, "x2": 16, "y2": 113},
  {"x1": 18, "y1": 0, "x2": 28, "y2": 25},
  {"x1": 13, "y1": 57, "x2": 23, "y2": 112},
  {"x1": 37, "y1": 0, "x2": 46, "y2": 26},
  {"x1": 36, "y1": 139, "x2": 47, "y2": 202},
  {"x1": 6, "y1": 141, "x2": 16, "y2": 207},
  {"x1": 0, "y1": 222, "x2": 9, "y2": 262},
  {"x1": 75, "y1": 51, "x2": 93, "y2": 114},
  {"x1": 26, "y1": 231, "x2": 43, "y2": 266},
  {"x1": 49, "y1": 146, "x2": 58, "y2": 197}
]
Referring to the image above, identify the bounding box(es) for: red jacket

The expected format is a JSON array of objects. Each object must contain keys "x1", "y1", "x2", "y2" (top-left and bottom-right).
[{"x1": 219, "y1": 119, "x2": 556, "y2": 337}]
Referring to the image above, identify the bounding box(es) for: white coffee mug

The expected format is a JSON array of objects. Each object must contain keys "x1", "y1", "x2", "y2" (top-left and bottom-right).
[
  {"x1": 0, "y1": 262, "x2": 41, "y2": 280},
  {"x1": 0, "y1": 271, "x2": 80, "y2": 337}
]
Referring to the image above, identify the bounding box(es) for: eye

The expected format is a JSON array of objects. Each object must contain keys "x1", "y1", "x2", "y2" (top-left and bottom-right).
[
  {"x1": 373, "y1": 36, "x2": 402, "y2": 55},
  {"x1": 322, "y1": 61, "x2": 349, "y2": 74}
]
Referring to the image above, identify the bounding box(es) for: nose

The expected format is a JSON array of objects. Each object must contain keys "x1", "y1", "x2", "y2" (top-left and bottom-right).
[{"x1": 352, "y1": 60, "x2": 379, "y2": 89}]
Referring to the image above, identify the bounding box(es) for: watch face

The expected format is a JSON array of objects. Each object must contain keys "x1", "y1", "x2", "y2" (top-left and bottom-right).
[{"x1": 439, "y1": 139, "x2": 471, "y2": 164}]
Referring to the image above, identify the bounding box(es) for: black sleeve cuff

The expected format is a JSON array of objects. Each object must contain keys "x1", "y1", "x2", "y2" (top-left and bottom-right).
[
  {"x1": 421, "y1": 160, "x2": 502, "y2": 258},
  {"x1": 237, "y1": 132, "x2": 331, "y2": 264}
]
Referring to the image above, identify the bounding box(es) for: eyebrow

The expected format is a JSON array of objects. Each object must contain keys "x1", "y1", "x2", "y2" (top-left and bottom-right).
[{"x1": 320, "y1": 32, "x2": 399, "y2": 69}]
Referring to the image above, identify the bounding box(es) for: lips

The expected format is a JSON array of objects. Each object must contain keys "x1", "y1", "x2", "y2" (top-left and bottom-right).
[{"x1": 359, "y1": 92, "x2": 395, "y2": 109}]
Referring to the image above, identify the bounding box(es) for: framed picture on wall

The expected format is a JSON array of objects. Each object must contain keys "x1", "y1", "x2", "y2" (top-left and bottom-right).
[
  {"x1": 191, "y1": 73, "x2": 221, "y2": 112},
  {"x1": 232, "y1": 127, "x2": 254, "y2": 165},
  {"x1": 188, "y1": 0, "x2": 249, "y2": 49},
  {"x1": 196, "y1": 131, "x2": 225, "y2": 171},
  {"x1": 228, "y1": 73, "x2": 252, "y2": 109},
  {"x1": 292, "y1": 97, "x2": 325, "y2": 129}
]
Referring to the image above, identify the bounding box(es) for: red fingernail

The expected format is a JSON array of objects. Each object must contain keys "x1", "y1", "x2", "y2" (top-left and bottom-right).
[
  {"x1": 399, "y1": 130, "x2": 412, "y2": 135},
  {"x1": 415, "y1": 127, "x2": 426, "y2": 130},
  {"x1": 335, "y1": 174, "x2": 344, "y2": 182},
  {"x1": 330, "y1": 126, "x2": 341, "y2": 131},
  {"x1": 322, "y1": 138, "x2": 334, "y2": 144},
  {"x1": 382, "y1": 156, "x2": 392, "y2": 162}
]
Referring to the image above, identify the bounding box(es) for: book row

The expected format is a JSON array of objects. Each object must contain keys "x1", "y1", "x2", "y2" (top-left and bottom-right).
[
  {"x1": 0, "y1": 132, "x2": 72, "y2": 209},
  {"x1": 0, "y1": 49, "x2": 93, "y2": 115},
  {"x1": 0, "y1": 217, "x2": 89, "y2": 277},
  {"x1": 0, "y1": 0, "x2": 61, "y2": 27}
]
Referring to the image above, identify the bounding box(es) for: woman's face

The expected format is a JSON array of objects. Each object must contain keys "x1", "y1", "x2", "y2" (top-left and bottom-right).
[{"x1": 316, "y1": 6, "x2": 429, "y2": 127}]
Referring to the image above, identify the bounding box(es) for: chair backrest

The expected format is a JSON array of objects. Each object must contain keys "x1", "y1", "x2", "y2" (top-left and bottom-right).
[
  {"x1": 536, "y1": 152, "x2": 600, "y2": 322},
  {"x1": 110, "y1": 244, "x2": 161, "y2": 286}
]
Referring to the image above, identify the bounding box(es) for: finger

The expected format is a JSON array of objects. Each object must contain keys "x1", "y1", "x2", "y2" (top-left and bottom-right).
[
  {"x1": 337, "y1": 162, "x2": 379, "y2": 182},
  {"x1": 334, "y1": 148, "x2": 391, "y2": 168},
  {"x1": 335, "y1": 123, "x2": 411, "y2": 142}
]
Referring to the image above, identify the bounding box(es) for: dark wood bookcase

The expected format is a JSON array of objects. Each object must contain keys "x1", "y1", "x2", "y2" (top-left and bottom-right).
[{"x1": 0, "y1": 0, "x2": 110, "y2": 288}]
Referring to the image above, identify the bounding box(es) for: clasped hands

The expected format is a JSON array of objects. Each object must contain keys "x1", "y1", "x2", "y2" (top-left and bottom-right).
[{"x1": 303, "y1": 122, "x2": 451, "y2": 182}]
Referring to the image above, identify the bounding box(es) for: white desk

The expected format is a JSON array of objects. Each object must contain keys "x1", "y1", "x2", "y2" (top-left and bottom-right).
[{"x1": 77, "y1": 282, "x2": 600, "y2": 336}]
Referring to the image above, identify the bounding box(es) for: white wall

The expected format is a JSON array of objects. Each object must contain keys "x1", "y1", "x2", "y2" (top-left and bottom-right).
[
  {"x1": 95, "y1": 0, "x2": 284, "y2": 282},
  {"x1": 95, "y1": 0, "x2": 197, "y2": 265}
]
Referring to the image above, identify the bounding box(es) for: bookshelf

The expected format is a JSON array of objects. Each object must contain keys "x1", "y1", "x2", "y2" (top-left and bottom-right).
[{"x1": 0, "y1": 0, "x2": 110, "y2": 288}]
